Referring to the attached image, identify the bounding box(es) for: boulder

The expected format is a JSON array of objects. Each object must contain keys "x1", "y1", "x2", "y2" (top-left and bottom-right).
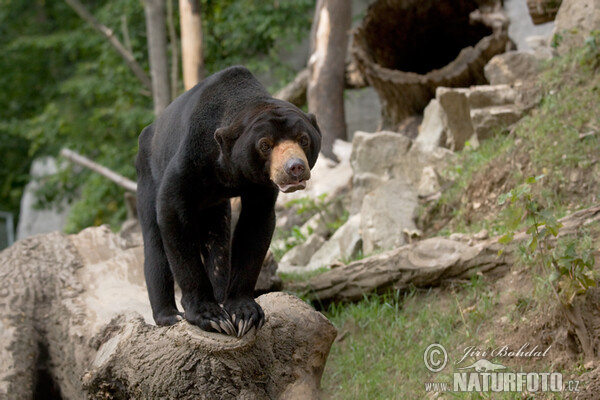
[
  {"x1": 16, "y1": 157, "x2": 72, "y2": 240},
  {"x1": 336, "y1": 214, "x2": 363, "y2": 262},
  {"x1": 435, "y1": 84, "x2": 532, "y2": 147},
  {"x1": 417, "y1": 166, "x2": 441, "y2": 198},
  {"x1": 304, "y1": 214, "x2": 363, "y2": 269},
  {"x1": 280, "y1": 234, "x2": 327, "y2": 266},
  {"x1": 350, "y1": 131, "x2": 452, "y2": 213},
  {"x1": 553, "y1": 0, "x2": 600, "y2": 56},
  {"x1": 436, "y1": 87, "x2": 474, "y2": 151},
  {"x1": 470, "y1": 105, "x2": 524, "y2": 140},
  {"x1": 360, "y1": 179, "x2": 418, "y2": 254},
  {"x1": 416, "y1": 99, "x2": 445, "y2": 150},
  {"x1": 483, "y1": 51, "x2": 542, "y2": 85}
]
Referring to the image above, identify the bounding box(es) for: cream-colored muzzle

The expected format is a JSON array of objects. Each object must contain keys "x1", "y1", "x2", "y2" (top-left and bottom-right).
[{"x1": 269, "y1": 140, "x2": 311, "y2": 193}]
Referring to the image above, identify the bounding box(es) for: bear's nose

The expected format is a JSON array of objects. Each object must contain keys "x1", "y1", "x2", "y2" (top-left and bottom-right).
[{"x1": 285, "y1": 158, "x2": 306, "y2": 179}]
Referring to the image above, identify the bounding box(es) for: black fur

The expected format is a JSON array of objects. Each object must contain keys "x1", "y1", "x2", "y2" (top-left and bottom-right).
[{"x1": 136, "y1": 66, "x2": 321, "y2": 336}]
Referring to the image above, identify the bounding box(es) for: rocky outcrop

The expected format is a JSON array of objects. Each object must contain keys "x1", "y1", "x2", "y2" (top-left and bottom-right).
[
  {"x1": 552, "y1": 0, "x2": 600, "y2": 56},
  {"x1": 484, "y1": 51, "x2": 545, "y2": 85}
]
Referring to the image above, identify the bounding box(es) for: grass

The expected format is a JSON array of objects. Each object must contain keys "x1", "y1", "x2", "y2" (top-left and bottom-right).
[{"x1": 321, "y1": 278, "x2": 514, "y2": 399}]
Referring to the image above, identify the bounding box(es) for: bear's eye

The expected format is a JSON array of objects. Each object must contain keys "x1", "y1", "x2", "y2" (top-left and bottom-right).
[
  {"x1": 258, "y1": 138, "x2": 272, "y2": 153},
  {"x1": 298, "y1": 134, "x2": 310, "y2": 148}
]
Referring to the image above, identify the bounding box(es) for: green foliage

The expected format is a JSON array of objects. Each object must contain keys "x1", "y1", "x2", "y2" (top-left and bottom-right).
[
  {"x1": 1, "y1": 0, "x2": 313, "y2": 233},
  {"x1": 202, "y1": 0, "x2": 313, "y2": 90},
  {"x1": 497, "y1": 175, "x2": 596, "y2": 306},
  {"x1": 286, "y1": 193, "x2": 349, "y2": 232}
]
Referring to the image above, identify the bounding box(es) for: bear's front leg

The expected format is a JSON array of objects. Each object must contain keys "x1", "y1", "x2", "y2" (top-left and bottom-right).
[
  {"x1": 156, "y1": 178, "x2": 236, "y2": 335},
  {"x1": 225, "y1": 190, "x2": 277, "y2": 337}
]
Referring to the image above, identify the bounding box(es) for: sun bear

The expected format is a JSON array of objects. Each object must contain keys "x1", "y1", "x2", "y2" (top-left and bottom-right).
[{"x1": 136, "y1": 66, "x2": 321, "y2": 337}]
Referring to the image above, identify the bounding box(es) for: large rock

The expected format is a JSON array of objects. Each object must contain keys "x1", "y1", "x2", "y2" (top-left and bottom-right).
[
  {"x1": 436, "y1": 87, "x2": 474, "y2": 151},
  {"x1": 484, "y1": 51, "x2": 543, "y2": 85},
  {"x1": 415, "y1": 99, "x2": 445, "y2": 150},
  {"x1": 435, "y1": 84, "x2": 530, "y2": 148},
  {"x1": 360, "y1": 179, "x2": 418, "y2": 254},
  {"x1": 305, "y1": 214, "x2": 363, "y2": 269},
  {"x1": 16, "y1": 157, "x2": 72, "y2": 240},
  {"x1": 281, "y1": 234, "x2": 326, "y2": 266},
  {"x1": 470, "y1": 104, "x2": 524, "y2": 140},
  {"x1": 350, "y1": 131, "x2": 452, "y2": 213},
  {"x1": 553, "y1": 0, "x2": 600, "y2": 56}
]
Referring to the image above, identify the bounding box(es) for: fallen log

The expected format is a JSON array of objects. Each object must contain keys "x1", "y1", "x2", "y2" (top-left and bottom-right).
[
  {"x1": 295, "y1": 204, "x2": 600, "y2": 304},
  {"x1": 0, "y1": 226, "x2": 336, "y2": 399},
  {"x1": 60, "y1": 148, "x2": 138, "y2": 193}
]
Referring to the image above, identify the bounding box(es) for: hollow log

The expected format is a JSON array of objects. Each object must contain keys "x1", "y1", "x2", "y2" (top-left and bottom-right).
[
  {"x1": 295, "y1": 204, "x2": 600, "y2": 304},
  {"x1": 526, "y1": 0, "x2": 562, "y2": 25},
  {"x1": 352, "y1": 0, "x2": 510, "y2": 131},
  {"x1": 0, "y1": 226, "x2": 336, "y2": 399}
]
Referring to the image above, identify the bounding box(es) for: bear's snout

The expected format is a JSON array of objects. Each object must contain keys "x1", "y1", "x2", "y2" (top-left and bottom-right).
[
  {"x1": 285, "y1": 158, "x2": 306, "y2": 179},
  {"x1": 270, "y1": 140, "x2": 311, "y2": 193}
]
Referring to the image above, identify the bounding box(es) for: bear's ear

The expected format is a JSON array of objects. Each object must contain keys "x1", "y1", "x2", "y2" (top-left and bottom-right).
[
  {"x1": 307, "y1": 113, "x2": 322, "y2": 138},
  {"x1": 214, "y1": 125, "x2": 238, "y2": 156}
]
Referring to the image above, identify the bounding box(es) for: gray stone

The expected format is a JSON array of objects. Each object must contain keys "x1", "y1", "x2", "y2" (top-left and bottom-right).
[
  {"x1": 484, "y1": 51, "x2": 542, "y2": 85},
  {"x1": 360, "y1": 179, "x2": 418, "y2": 254},
  {"x1": 467, "y1": 84, "x2": 519, "y2": 108},
  {"x1": 350, "y1": 131, "x2": 453, "y2": 213},
  {"x1": 470, "y1": 105, "x2": 524, "y2": 140},
  {"x1": 16, "y1": 157, "x2": 72, "y2": 240},
  {"x1": 436, "y1": 87, "x2": 474, "y2": 151},
  {"x1": 553, "y1": 0, "x2": 600, "y2": 56},
  {"x1": 306, "y1": 228, "x2": 344, "y2": 270},
  {"x1": 416, "y1": 99, "x2": 445, "y2": 150},
  {"x1": 280, "y1": 234, "x2": 326, "y2": 266},
  {"x1": 417, "y1": 166, "x2": 441, "y2": 198},
  {"x1": 337, "y1": 214, "x2": 362, "y2": 261}
]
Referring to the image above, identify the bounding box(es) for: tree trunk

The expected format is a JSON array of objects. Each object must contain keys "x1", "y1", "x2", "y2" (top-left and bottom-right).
[
  {"x1": 294, "y1": 204, "x2": 600, "y2": 304},
  {"x1": 179, "y1": 0, "x2": 204, "y2": 90},
  {"x1": 166, "y1": 0, "x2": 180, "y2": 100},
  {"x1": 526, "y1": 0, "x2": 562, "y2": 24},
  {"x1": 0, "y1": 226, "x2": 336, "y2": 399},
  {"x1": 144, "y1": 0, "x2": 171, "y2": 115},
  {"x1": 307, "y1": 0, "x2": 351, "y2": 161}
]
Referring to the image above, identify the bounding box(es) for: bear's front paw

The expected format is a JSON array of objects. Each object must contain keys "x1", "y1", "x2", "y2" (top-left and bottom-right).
[
  {"x1": 223, "y1": 297, "x2": 265, "y2": 338},
  {"x1": 184, "y1": 302, "x2": 236, "y2": 336}
]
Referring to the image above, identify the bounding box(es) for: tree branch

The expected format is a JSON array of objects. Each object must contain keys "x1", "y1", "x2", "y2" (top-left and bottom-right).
[
  {"x1": 64, "y1": 0, "x2": 153, "y2": 91},
  {"x1": 60, "y1": 148, "x2": 138, "y2": 193}
]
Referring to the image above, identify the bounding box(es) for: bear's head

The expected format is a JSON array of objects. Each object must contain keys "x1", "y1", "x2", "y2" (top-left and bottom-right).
[{"x1": 215, "y1": 104, "x2": 321, "y2": 193}]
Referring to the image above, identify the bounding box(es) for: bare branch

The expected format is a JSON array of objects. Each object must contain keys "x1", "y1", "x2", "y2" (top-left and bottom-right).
[
  {"x1": 60, "y1": 148, "x2": 138, "y2": 193},
  {"x1": 64, "y1": 0, "x2": 152, "y2": 91}
]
